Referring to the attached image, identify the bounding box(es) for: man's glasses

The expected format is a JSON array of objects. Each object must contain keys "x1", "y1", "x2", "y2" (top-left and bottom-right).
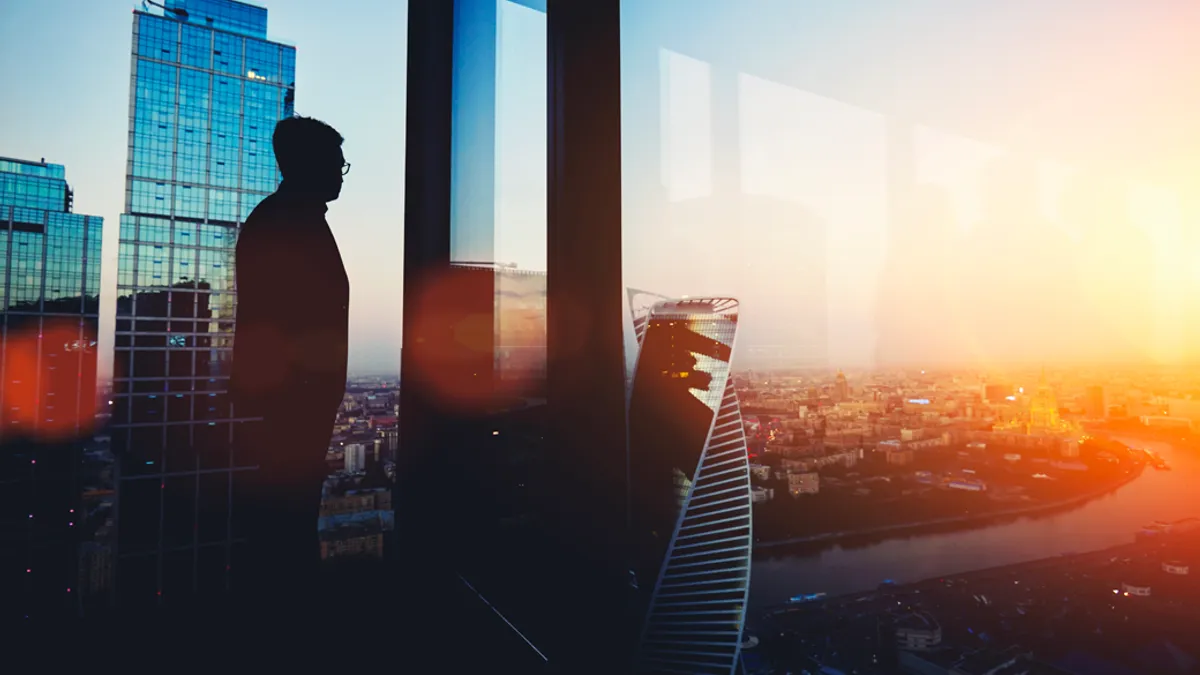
[{"x1": 342, "y1": 162, "x2": 351, "y2": 176}]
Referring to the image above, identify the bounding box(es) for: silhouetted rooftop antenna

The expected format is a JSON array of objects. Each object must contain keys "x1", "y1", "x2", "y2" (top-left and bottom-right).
[{"x1": 143, "y1": 0, "x2": 189, "y2": 19}]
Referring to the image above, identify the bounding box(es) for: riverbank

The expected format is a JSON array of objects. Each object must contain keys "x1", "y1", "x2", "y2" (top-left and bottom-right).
[
  {"x1": 762, "y1": 536, "x2": 1147, "y2": 615},
  {"x1": 755, "y1": 462, "x2": 1145, "y2": 550}
]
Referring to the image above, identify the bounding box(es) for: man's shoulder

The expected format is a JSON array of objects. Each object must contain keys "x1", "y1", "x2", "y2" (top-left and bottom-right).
[
  {"x1": 242, "y1": 192, "x2": 328, "y2": 234},
  {"x1": 239, "y1": 193, "x2": 297, "y2": 251},
  {"x1": 243, "y1": 192, "x2": 286, "y2": 229}
]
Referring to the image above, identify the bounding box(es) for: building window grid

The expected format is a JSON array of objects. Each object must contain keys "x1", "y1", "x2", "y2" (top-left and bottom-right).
[
  {"x1": 139, "y1": 218, "x2": 172, "y2": 245},
  {"x1": 137, "y1": 14, "x2": 180, "y2": 64},
  {"x1": 0, "y1": 173, "x2": 66, "y2": 212},
  {"x1": 173, "y1": 185, "x2": 204, "y2": 220},
  {"x1": 8, "y1": 228, "x2": 45, "y2": 310},
  {"x1": 130, "y1": 34, "x2": 289, "y2": 211},
  {"x1": 173, "y1": 219, "x2": 196, "y2": 246},
  {"x1": 11, "y1": 205, "x2": 44, "y2": 227},
  {"x1": 83, "y1": 217, "x2": 101, "y2": 312},
  {"x1": 135, "y1": 243, "x2": 168, "y2": 289},
  {"x1": 1, "y1": 209, "x2": 8, "y2": 425},
  {"x1": 172, "y1": 245, "x2": 197, "y2": 285},
  {"x1": 115, "y1": 11, "x2": 295, "y2": 603},
  {"x1": 113, "y1": 215, "x2": 239, "y2": 253},
  {"x1": 244, "y1": 38, "x2": 282, "y2": 83},
  {"x1": 0, "y1": 195, "x2": 100, "y2": 458},
  {"x1": 0, "y1": 228, "x2": 8, "y2": 308},
  {"x1": 43, "y1": 213, "x2": 86, "y2": 306},
  {"x1": 117, "y1": 243, "x2": 138, "y2": 289},
  {"x1": 213, "y1": 30, "x2": 244, "y2": 76},
  {"x1": 181, "y1": 24, "x2": 213, "y2": 70},
  {"x1": 0, "y1": 160, "x2": 65, "y2": 180},
  {"x1": 196, "y1": 248, "x2": 233, "y2": 293}
]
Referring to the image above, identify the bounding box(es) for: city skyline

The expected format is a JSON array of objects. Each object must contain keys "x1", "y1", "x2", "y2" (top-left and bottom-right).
[
  {"x1": 4, "y1": 1, "x2": 1200, "y2": 668},
  {"x1": 6, "y1": 0, "x2": 1200, "y2": 380}
]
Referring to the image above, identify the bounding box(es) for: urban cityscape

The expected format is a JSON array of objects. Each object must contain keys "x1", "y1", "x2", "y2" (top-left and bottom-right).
[{"x1": 4, "y1": 0, "x2": 1200, "y2": 673}]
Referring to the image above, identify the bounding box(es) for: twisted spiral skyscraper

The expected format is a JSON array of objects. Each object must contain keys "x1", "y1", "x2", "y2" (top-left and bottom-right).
[{"x1": 627, "y1": 296, "x2": 752, "y2": 675}]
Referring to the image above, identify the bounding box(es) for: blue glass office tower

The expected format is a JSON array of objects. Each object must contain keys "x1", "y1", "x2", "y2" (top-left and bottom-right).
[
  {"x1": 111, "y1": 0, "x2": 295, "y2": 610},
  {"x1": 627, "y1": 297, "x2": 752, "y2": 675},
  {"x1": 0, "y1": 157, "x2": 102, "y2": 621}
]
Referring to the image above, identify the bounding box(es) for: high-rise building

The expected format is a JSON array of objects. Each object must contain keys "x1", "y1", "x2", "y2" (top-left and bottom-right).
[
  {"x1": 1085, "y1": 385, "x2": 1107, "y2": 420},
  {"x1": 0, "y1": 156, "x2": 103, "y2": 621},
  {"x1": 627, "y1": 297, "x2": 752, "y2": 674},
  {"x1": 834, "y1": 369, "x2": 849, "y2": 402},
  {"x1": 1028, "y1": 369, "x2": 1061, "y2": 432},
  {"x1": 110, "y1": 0, "x2": 295, "y2": 611},
  {"x1": 344, "y1": 443, "x2": 366, "y2": 474}
]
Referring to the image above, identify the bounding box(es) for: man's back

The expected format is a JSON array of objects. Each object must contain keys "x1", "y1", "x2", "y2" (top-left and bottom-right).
[
  {"x1": 229, "y1": 189, "x2": 349, "y2": 424},
  {"x1": 222, "y1": 114, "x2": 352, "y2": 617}
]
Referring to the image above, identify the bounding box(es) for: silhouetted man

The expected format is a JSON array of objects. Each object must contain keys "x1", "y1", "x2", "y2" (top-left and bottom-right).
[{"x1": 228, "y1": 115, "x2": 349, "y2": 616}]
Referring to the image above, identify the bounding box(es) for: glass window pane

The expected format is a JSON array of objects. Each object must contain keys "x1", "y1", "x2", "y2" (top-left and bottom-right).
[{"x1": 621, "y1": 4, "x2": 1200, "y2": 672}]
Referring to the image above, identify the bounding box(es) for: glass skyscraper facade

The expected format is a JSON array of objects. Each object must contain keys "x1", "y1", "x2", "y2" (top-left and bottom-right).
[
  {"x1": 0, "y1": 156, "x2": 102, "y2": 621},
  {"x1": 110, "y1": 0, "x2": 295, "y2": 610},
  {"x1": 627, "y1": 297, "x2": 752, "y2": 674}
]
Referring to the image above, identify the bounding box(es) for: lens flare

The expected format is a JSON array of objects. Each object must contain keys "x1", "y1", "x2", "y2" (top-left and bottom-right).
[{"x1": 2, "y1": 319, "x2": 98, "y2": 441}]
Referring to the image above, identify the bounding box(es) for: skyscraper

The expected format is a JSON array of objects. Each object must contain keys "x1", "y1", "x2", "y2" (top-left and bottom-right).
[
  {"x1": 0, "y1": 156, "x2": 102, "y2": 621},
  {"x1": 834, "y1": 369, "x2": 849, "y2": 402},
  {"x1": 110, "y1": 0, "x2": 295, "y2": 610},
  {"x1": 627, "y1": 297, "x2": 752, "y2": 675},
  {"x1": 1028, "y1": 369, "x2": 1062, "y2": 432}
]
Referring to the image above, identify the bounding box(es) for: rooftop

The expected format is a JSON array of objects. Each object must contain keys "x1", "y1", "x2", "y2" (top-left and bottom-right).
[{"x1": 0, "y1": 156, "x2": 66, "y2": 180}]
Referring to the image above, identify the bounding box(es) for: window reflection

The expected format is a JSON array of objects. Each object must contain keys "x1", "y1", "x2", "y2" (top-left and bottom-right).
[{"x1": 622, "y1": 1, "x2": 1200, "y2": 672}]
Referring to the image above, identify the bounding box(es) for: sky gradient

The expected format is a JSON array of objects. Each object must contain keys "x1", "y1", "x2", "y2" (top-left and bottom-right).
[
  {"x1": 1, "y1": 0, "x2": 408, "y2": 377},
  {"x1": 5, "y1": 0, "x2": 1200, "y2": 378}
]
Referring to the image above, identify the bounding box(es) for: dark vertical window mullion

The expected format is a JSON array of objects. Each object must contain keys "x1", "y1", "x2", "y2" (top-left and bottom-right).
[
  {"x1": 545, "y1": 0, "x2": 629, "y2": 671},
  {"x1": 398, "y1": 0, "x2": 455, "y2": 569}
]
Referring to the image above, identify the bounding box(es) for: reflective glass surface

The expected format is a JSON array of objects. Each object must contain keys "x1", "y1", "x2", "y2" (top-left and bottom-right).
[
  {"x1": 628, "y1": 298, "x2": 751, "y2": 673},
  {"x1": 166, "y1": 0, "x2": 268, "y2": 40},
  {"x1": 434, "y1": 0, "x2": 553, "y2": 660},
  {"x1": 110, "y1": 7, "x2": 294, "y2": 608},
  {"x1": 1, "y1": 159, "x2": 101, "y2": 621},
  {"x1": 621, "y1": 2, "x2": 1200, "y2": 673}
]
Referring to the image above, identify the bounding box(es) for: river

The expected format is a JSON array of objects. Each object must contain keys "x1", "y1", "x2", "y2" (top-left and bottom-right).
[{"x1": 748, "y1": 437, "x2": 1199, "y2": 614}]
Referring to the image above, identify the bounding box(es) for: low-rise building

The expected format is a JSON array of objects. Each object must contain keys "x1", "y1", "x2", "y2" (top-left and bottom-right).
[
  {"x1": 895, "y1": 611, "x2": 942, "y2": 652},
  {"x1": 946, "y1": 479, "x2": 987, "y2": 492},
  {"x1": 1121, "y1": 581, "x2": 1152, "y2": 597},
  {"x1": 751, "y1": 486, "x2": 775, "y2": 503},
  {"x1": 781, "y1": 449, "x2": 859, "y2": 473},
  {"x1": 748, "y1": 463, "x2": 771, "y2": 481},
  {"x1": 320, "y1": 523, "x2": 385, "y2": 560},
  {"x1": 788, "y1": 472, "x2": 820, "y2": 496},
  {"x1": 1162, "y1": 560, "x2": 1189, "y2": 576}
]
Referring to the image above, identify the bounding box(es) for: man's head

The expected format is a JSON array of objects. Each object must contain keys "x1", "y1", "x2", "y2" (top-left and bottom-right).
[{"x1": 273, "y1": 116, "x2": 346, "y2": 202}]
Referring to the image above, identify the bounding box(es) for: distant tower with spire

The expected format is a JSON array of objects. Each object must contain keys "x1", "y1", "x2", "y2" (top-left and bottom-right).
[{"x1": 834, "y1": 369, "x2": 849, "y2": 402}]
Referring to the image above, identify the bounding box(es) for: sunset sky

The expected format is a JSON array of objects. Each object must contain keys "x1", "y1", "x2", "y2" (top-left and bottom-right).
[{"x1": 4, "y1": 0, "x2": 1200, "y2": 376}]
